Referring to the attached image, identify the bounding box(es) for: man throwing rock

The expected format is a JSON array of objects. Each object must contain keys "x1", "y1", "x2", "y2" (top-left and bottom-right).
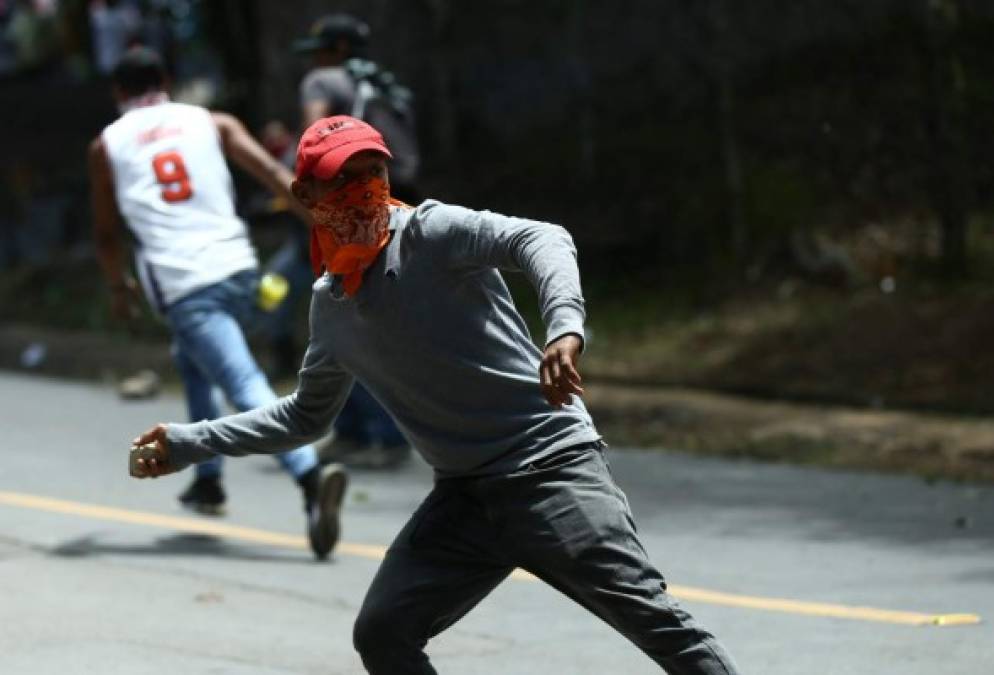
[{"x1": 132, "y1": 115, "x2": 742, "y2": 675}]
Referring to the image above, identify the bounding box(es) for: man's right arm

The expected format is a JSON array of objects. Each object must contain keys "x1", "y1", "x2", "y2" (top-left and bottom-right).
[
  {"x1": 163, "y1": 358, "x2": 353, "y2": 472},
  {"x1": 156, "y1": 293, "x2": 353, "y2": 472},
  {"x1": 88, "y1": 137, "x2": 141, "y2": 319}
]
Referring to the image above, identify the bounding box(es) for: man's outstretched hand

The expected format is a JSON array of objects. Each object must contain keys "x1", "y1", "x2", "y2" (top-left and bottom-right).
[
  {"x1": 130, "y1": 423, "x2": 176, "y2": 478},
  {"x1": 540, "y1": 333, "x2": 585, "y2": 408}
]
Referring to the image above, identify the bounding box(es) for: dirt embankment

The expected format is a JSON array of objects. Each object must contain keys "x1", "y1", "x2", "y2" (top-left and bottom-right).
[
  {"x1": 585, "y1": 383, "x2": 994, "y2": 483},
  {"x1": 3, "y1": 316, "x2": 994, "y2": 484}
]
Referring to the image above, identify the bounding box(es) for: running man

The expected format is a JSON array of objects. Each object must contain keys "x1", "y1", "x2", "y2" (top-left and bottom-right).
[
  {"x1": 90, "y1": 47, "x2": 347, "y2": 560},
  {"x1": 131, "y1": 115, "x2": 742, "y2": 674}
]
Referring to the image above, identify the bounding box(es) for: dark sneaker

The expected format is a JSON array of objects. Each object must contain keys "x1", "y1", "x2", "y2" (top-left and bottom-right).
[
  {"x1": 300, "y1": 464, "x2": 348, "y2": 560},
  {"x1": 178, "y1": 476, "x2": 227, "y2": 516}
]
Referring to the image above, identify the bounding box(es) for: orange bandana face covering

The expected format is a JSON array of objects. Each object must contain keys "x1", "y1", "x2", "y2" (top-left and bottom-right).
[{"x1": 309, "y1": 175, "x2": 393, "y2": 296}]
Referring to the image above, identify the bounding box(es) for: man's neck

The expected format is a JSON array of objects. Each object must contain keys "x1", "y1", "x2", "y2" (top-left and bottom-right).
[{"x1": 118, "y1": 91, "x2": 169, "y2": 115}]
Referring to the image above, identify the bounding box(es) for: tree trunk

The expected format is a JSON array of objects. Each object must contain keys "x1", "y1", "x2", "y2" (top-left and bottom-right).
[
  {"x1": 424, "y1": 0, "x2": 458, "y2": 166},
  {"x1": 718, "y1": 67, "x2": 747, "y2": 262},
  {"x1": 923, "y1": 0, "x2": 970, "y2": 277},
  {"x1": 567, "y1": 0, "x2": 595, "y2": 186},
  {"x1": 709, "y1": 0, "x2": 748, "y2": 262}
]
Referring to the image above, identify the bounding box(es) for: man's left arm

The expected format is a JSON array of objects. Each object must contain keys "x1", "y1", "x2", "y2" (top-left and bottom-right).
[
  {"x1": 211, "y1": 112, "x2": 313, "y2": 226},
  {"x1": 444, "y1": 206, "x2": 587, "y2": 407}
]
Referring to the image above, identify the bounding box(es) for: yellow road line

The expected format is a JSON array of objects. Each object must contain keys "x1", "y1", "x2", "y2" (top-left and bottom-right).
[
  {"x1": 0, "y1": 490, "x2": 980, "y2": 627},
  {"x1": 665, "y1": 585, "x2": 979, "y2": 627}
]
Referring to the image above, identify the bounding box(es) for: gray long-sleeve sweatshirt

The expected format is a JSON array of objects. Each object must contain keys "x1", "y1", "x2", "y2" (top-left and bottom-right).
[{"x1": 166, "y1": 200, "x2": 601, "y2": 477}]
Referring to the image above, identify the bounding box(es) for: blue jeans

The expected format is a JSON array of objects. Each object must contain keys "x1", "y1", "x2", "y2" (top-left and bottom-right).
[
  {"x1": 165, "y1": 270, "x2": 318, "y2": 481},
  {"x1": 334, "y1": 381, "x2": 407, "y2": 447}
]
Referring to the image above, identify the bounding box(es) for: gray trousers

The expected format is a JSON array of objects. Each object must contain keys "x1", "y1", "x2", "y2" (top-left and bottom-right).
[{"x1": 353, "y1": 443, "x2": 741, "y2": 674}]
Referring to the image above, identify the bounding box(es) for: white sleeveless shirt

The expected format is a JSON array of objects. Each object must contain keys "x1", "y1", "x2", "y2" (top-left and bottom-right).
[{"x1": 102, "y1": 99, "x2": 258, "y2": 309}]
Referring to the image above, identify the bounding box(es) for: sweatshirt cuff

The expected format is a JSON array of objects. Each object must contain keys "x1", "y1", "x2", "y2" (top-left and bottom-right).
[
  {"x1": 165, "y1": 421, "x2": 216, "y2": 471},
  {"x1": 545, "y1": 308, "x2": 586, "y2": 351}
]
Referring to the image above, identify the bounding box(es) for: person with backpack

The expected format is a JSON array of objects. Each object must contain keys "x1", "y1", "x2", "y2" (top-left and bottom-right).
[
  {"x1": 287, "y1": 13, "x2": 418, "y2": 469},
  {"x1": 294, "y1": 13, "x2": 420, "y2": 203}
]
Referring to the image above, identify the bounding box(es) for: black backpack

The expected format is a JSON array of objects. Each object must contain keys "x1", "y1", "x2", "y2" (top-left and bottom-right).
[{"x1": 344, "y1": 58, "x2": 420, "y2": 187}]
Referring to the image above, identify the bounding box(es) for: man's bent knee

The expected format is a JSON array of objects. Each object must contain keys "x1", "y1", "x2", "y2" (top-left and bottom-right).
[
  {"x1": 353, "y1": 602, "x2": 411, "y2": 656},
  {"x1": 352, "y1": 606, "x2": 379, "y2": 657},
  {"x1": 353, "y1": 605, "x2": 433, "y2": 675}
]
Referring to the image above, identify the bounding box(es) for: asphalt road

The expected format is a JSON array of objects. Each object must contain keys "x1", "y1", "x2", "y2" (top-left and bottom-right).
[{"x1": 1, "y1": 372, "x2": 992, "y2": 674}]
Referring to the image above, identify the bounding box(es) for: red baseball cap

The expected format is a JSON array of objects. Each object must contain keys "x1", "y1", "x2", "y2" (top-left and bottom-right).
[{"x1": 295, "y1": 115, "x2": 392, "y2": 180}]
